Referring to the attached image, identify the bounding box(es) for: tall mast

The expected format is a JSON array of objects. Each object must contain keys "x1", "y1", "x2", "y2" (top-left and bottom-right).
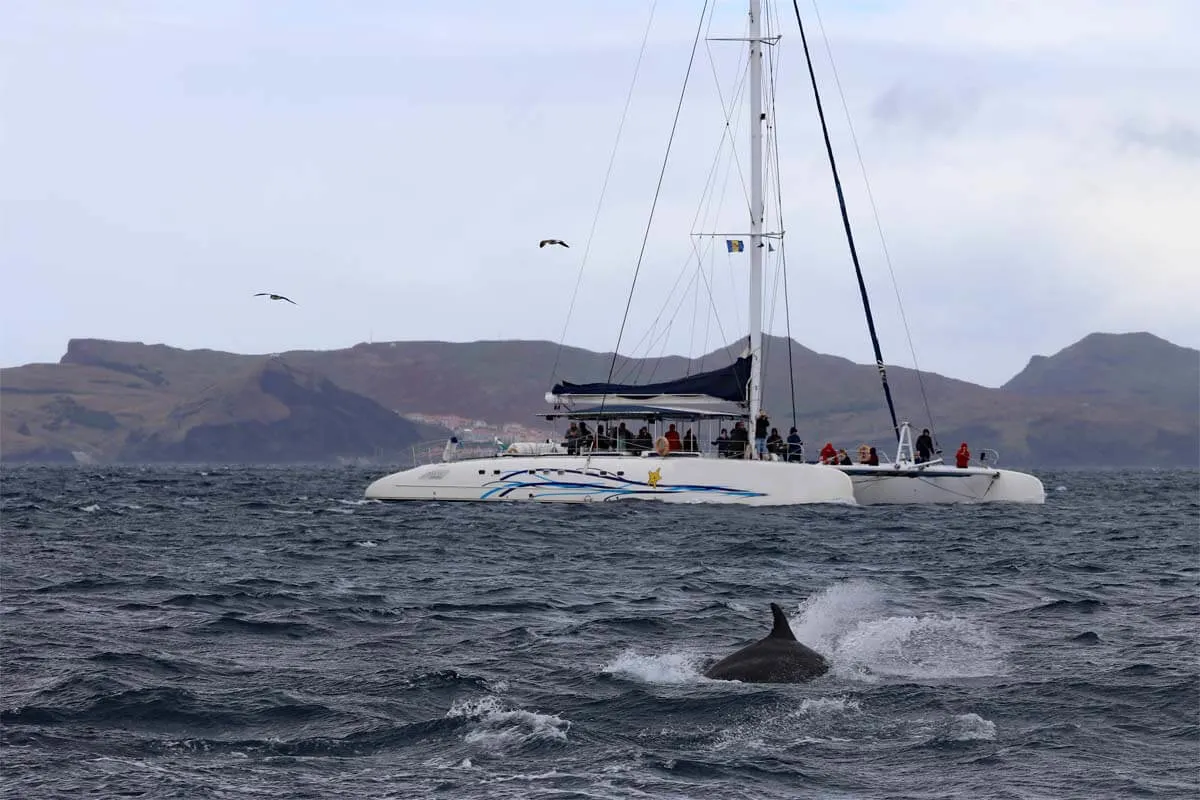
[{"x1": 747, "y1": 0, "x2": 765, "y2": 430}]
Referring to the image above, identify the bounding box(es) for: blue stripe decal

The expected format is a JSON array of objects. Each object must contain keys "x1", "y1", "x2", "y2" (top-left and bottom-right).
[{"x1": 479, "y1": 468, "x2": 766, "y2": 500}]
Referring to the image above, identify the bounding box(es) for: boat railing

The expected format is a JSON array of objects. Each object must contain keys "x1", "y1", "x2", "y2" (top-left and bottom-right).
[
  {"x1": 417, "y1": 435, "x2": 818, "y2": 463},
  {"x1": 405, "y1": 438, "x2": 504, "y2": 467},
  {"x1": 976, "y1": 448, "x2": 1001, "y2": 467}
]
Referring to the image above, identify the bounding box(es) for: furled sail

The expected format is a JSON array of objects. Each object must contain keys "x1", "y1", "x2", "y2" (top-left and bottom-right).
[{"x1": 550, "y1": 356, "x2": 752, "y2": 404}]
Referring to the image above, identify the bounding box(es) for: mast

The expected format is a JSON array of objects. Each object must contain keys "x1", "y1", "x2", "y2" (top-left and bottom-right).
[{"x1": 747, "y1": 0, "x2": 765, "y2": 431}]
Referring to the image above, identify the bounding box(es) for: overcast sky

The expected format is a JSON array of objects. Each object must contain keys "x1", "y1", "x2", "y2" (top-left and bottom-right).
[{"x1": 2, "y1": 0, "x2": 1197, "y2": 387}]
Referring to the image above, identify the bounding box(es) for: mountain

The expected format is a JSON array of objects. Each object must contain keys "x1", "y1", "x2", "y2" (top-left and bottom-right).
[
  {"x1": 1003, "y1": 332, "x2": 1199, "y2": 412},
  {"x1": 1, "y1": 333, "x2": 1197, "y2": 466},
  {"x1": 117, "y1": 359, "x2": 426, "y2": 463},
  {"x1": 0, "y1": 350, "x2": 430, "y2": 464}
]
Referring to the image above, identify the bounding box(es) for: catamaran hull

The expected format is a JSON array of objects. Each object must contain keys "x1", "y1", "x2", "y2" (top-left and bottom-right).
[
  {"x1": 364, "y1": 455, "x2": 856, "y2": 505},
  {"x1": 837, "y1": 465, "x2": 1045, "y2": 505}
]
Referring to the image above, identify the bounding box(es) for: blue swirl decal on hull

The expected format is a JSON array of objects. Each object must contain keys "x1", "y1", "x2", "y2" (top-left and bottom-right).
[{"x1": 480, "y1": 468, "x2": 765, "y2": 501}]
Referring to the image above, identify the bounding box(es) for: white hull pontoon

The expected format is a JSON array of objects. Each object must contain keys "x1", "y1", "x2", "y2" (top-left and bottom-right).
[
  {"x1": 365, "y1": 452, "x2": 855, "y2": 505},
  {"x1": 837, "y1": 464, "x2": 1045, "y2": 505}
]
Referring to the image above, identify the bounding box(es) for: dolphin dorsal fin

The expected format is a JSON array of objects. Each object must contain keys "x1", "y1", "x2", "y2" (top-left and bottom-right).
[{"x1": 768, "y1": 603, "x2": 797, "y2": 641}]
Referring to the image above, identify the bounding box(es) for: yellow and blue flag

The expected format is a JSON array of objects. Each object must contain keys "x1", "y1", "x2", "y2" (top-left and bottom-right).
[{"x1": 726, "y1": 239, "x2": 744, "y2": 253}]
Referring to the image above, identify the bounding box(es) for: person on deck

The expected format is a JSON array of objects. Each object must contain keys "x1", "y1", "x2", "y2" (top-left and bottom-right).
[
  {"x1": 916, "y1": 428, "x2": 934, "y2": 463},
  {"x1": 837, "y1": 448, "x2": 853, "y2": 466},
  {"x1": 867, "y1": 446, "x2": 880, "y2": 466},
  {"x1": 565, "y1": 423, "x2": 580, "y2": 455},
  {"x1": 766, "y1": 427, "x2": 784, "y2": 458},
  {"x1": 786, "y1": 428, "x2": 803, "y2": 462},
  {"x1": 682, "y1": 428, "x2": 696, "y2": 453},
  {"x1": 955, "y1": 442, "x2": 971, "y2": 469},
  {"x1": 819, "y1": 442, "x2": 837, "y2": 464},
  {"x1": 665, "y1": 424, "x2": 682, "y2": 452},
  {"x1": 730, "y1": 422, "x2": 749, "y2": 459},
  {"x1": 615, "y1": 422, "x2": 630, "y2": 451},
  {"x1": 754, "y1": 410, "x2": 770, "y2": 460},
  {"x1": 634, "y1": 426, "x2": 653, "y2": 452},
  {"x1": 713, "y1": 428, "x2": 731, "y2": 457}
]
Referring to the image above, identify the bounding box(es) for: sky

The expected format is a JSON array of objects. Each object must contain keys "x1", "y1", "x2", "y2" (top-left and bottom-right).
[{"x1": 2, "y1": 0, "x2": 1198, "y2": 387}]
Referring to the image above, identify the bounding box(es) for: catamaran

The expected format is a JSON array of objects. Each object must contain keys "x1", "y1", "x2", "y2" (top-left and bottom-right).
[{"x1": 364, "y1": 0, "x2": 856, "y2": 505}]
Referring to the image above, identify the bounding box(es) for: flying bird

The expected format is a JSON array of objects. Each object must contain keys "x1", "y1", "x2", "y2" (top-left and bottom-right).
[
  {"x1": 254, "y1": 292, "x2": 297, "y2": 305},
  {"x1": 539, "y1": 239, "x2": 569, "y2": 248}
]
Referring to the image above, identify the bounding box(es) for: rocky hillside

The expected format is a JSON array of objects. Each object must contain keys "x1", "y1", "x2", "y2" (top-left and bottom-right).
[
  {"x1": 118, "y1": 360, "x2": 425, "y2": 463},
  {"x1": 1, "y1": 354, "x2": 429, "y2": 464}
]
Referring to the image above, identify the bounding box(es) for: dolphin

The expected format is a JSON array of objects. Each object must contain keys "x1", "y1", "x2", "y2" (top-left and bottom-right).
[{"x1": 703, "y1": 603, "x2": 830, "y2": 683}]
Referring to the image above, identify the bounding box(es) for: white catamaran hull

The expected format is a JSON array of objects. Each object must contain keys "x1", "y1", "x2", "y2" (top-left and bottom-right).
[
  {"x1": 836, "y1": 464, "x2": 1046, "y2": 505},
  {"x1": 365, "y1": 455, "x2": 856, "y2": 505}
]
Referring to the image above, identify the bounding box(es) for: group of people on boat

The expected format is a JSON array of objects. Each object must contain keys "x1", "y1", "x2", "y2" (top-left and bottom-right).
[
  {"x1": 812, "y1": 429, "x2": 971, "y2": 468},
  {"x1": 707, "y1": 412, "x2": 805, "y2": 461},
  {"x1": 817, "y1": 442, "x2": 878, "y2": 466},
  {"x1": 563, "y1": 421, "x2": 652, "y2": 454},
  {"x1": 705, "y1": 417, "x2": 801, "y2": 460},
  {"x1": 559, "y1": 416, "x2": 973, "y2": 468}
]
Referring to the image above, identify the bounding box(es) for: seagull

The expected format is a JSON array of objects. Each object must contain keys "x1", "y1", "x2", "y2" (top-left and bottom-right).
[
  {"x1": 254, "y1": 292, "x2": 297, "y2": 305},
  {"x1": 539, "y1": 239, "x2": 569, "y2": 248}
]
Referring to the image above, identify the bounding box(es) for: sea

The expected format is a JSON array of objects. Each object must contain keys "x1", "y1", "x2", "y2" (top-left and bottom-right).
[{"x1": 1, "y1": 466, "x2": 1197, "y2": 800}]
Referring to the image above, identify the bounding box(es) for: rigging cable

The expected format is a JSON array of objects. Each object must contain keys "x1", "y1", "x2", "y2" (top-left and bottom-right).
[
  {"x1": 619, "y1": 1, "x2": 737, "y2": 386},
  {"x1": 790, "y1": 0, "x2": 900, "y2": 440},
  {"x1": 549, "y1": 0, "x2": 658, "y2": 386},
  {"x1": 599, "y1": 0, "x2": 713, "y2": 413},
  {"x1": 810, "y1": 0, "x2": 941, "y2": 450}
]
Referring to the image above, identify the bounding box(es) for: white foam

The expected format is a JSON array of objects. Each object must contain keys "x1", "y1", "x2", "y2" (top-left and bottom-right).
[
  {"x1": 446, "y1": 696, "x2": 569, "y2": 753},
  {"x1": 789, "y1": 581, "x2": 1007, "y2": 682},
  {"x1": 796, "y1": 696, "x2": 862, "y2": 716},
  {"x1": 354, "y1": 540, "x2": 378, "y2": 548},
  {"x1": 80, "y1": 504, "x2": 100, "y2": 513},
  {"x1": 601, "y1": 650, "x2": 705, "y2": 684},
  {"x1": 945, "y1": 712, "x2": 997, "y2": 741}
]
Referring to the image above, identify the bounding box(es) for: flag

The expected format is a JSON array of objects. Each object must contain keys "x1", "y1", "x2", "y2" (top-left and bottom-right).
[{"x1": 726, "y1": 239, "x2": 744, "y2": 253}]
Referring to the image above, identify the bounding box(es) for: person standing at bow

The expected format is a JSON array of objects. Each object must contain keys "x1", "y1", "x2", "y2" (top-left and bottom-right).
[{"x1": 955, "y1": 442, "x2": 971, "y2": 469}]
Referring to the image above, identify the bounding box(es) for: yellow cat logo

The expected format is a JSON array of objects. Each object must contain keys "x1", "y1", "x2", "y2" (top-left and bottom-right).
[{"x1": 647, "y1": 467, "x2": 662, "y2": 488}]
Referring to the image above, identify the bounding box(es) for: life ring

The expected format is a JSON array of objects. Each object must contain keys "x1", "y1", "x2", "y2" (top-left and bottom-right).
[{"x1": 655, "y1": 436, "x2": 670, "y2": 457}]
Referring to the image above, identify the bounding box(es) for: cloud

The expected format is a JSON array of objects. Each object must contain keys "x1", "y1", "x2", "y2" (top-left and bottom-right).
[
  {"x1": 870, "y1": 82, "x2": 982, "y2": 135},
  {"x1": 1117, "y1": 120, "x2": 1200, "y2": 160},
  {"x1": 0, "y1": 0, "x2": 1196, "y2": 392}
]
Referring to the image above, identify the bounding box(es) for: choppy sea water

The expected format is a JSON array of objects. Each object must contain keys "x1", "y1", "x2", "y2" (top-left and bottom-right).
[{"x1": 1, "y1": 466, "x2": 1197, "y2": 799}]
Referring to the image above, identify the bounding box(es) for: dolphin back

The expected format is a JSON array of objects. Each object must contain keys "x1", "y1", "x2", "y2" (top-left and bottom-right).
[{"x1": 702, "y1": 603, "x2": 830, "y2": 684}]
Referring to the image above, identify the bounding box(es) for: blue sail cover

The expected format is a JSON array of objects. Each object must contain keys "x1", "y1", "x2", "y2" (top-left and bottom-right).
[{"x1": 550, "y1": 356, "x2": 752, "y2": 403}]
